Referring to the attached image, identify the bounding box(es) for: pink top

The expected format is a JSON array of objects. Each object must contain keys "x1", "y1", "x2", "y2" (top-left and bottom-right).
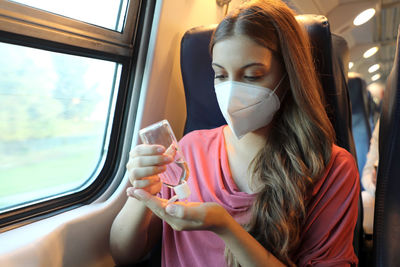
[{"x1": 159, "y1": 126, "x2": 359, "y2": 267}]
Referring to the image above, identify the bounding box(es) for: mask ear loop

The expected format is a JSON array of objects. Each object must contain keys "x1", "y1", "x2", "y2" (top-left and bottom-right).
[{"x1": 270, "y1": 73, "x2": 287, "y2": 96}]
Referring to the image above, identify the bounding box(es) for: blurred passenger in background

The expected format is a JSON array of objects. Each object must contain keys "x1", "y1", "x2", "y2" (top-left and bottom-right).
[
  {"x1": 361, "y1": 82, "x2": 384, "y2": 235},
  {"x1": 361, "y1": 119, "x2": 379, "y2": 235}
]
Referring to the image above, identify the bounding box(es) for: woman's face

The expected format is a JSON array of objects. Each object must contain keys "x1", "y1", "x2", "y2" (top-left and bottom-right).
[{"x1": 212, "y1": 35, "x2": 286, "y2": 98}]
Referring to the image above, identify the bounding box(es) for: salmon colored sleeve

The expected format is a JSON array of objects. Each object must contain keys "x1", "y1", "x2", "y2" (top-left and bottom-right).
[{"x1": 294, "y1": 148, "x2": 360, "y2": 267}]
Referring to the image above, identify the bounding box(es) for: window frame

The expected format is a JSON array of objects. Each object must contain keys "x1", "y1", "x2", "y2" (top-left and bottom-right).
[
  {"x1": 0, "y1": 0, "x2": 155, "y2": 230},
  {"x1": 0, "y1": 0, "x2": 139, "y2": 56}
]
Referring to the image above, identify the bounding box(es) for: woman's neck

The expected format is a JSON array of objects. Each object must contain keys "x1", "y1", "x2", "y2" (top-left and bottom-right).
[
  {"x1": 223, "y1": 125, "x2": 269, "y2": 193},
  {"x1": 224, "y1": 125, "x2": 269, "y2": 160}
]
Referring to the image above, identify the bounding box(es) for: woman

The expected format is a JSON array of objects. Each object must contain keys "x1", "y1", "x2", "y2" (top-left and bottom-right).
[{"x1": 110, "y1": 0, "x2": 359, "y2": 266}]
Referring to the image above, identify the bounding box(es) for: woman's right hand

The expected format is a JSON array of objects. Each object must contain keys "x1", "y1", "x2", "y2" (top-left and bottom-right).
[{"x1": 126, "y1": 144, "x2": 173, "y2": 195}]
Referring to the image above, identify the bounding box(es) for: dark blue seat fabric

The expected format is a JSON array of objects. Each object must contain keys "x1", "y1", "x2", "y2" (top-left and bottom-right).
[
  {"x1": 180, "y1": 24, "x2": 226, "y2": 135},
  {"x1": 373, "y1": 25, "x2": 400, "y2": 267},
  {"x1": 348, "y1": 74, "x2": 372, "y2": 176},
  {"x1": 296, "y1": 15, "x2": 357, "y2": 158}
]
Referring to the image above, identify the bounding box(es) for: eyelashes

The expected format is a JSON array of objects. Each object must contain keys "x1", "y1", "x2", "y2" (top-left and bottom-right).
[
  {"x1": 243, "y1": 75, "x2": 263, "y2": 81},
  {"x1": 214, "y1": 75, "x2": 263, "y2": 81},
  {"x1": 214, "y1": 74, "x2": 226, "y2": 80}
]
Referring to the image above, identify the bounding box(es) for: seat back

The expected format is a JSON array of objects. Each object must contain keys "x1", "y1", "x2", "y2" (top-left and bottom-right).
[
  {"x1": 296, "y1": 15, "x2": 357, "y2": 157},
  {"x1": 348, "y1": 74, "x2": 372, "y2": 174},
  {"x1": 180, "y1": 24, "x2": 225, "y2": 135},
  {"x1": 373, "y1": 25, "x2": 400, "y2": 267}
]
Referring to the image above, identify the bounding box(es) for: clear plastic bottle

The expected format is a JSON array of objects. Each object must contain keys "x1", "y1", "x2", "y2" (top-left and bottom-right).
[{"x1": 139, "y1": 120, "x2": 190, "y2": 202}]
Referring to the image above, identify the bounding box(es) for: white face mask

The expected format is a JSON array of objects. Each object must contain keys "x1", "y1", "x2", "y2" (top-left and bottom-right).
[{"x1": 214, "y1": 75, "x2": 286, "y2": 139}]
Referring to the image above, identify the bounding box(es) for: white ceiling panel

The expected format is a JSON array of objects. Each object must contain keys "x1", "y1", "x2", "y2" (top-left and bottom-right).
[{"x1": 288, "y1": 0, "x2": 399, "y2": 83}]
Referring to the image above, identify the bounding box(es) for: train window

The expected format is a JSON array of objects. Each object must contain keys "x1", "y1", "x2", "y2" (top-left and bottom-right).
[
  {"x1": 10, "y1": 0, "x2": 129, "y2": 32},
  {"x1": 0, "y1": 41, "x2": 120, "y2": 211},
  {"x1": 0, "y1": 0, "x2": 151, "y2": 228}
]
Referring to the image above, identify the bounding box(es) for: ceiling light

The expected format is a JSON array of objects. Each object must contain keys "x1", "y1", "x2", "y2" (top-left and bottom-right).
[
  {"x1": 349, "y1": 62, "x2": 354, "y2": 69},
  {"x1": 363, "y1": 46, "x2": 379, "y2": 58},
  {"x1": 368, "y1": 64, "x2": 380, "y2": 73},
  {"x1": 371, "y1": 73, "x2": 381, "y2": 81},
  {"x1": 353, "y1": 8, "x2": 376, "y2": 26}
]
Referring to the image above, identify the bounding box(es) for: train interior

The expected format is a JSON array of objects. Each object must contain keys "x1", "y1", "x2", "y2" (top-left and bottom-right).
[{"x1": 0, "y1": 0, "x2": 399, "y2": 266}]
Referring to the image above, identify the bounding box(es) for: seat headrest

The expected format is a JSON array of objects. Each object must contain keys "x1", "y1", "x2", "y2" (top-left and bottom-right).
[
  {"x1": 332, "y1": 33, "x2": 350, "y2": 81},
  {"x1": 296, "y1": 14, "x2": 330, "y2": 52}
]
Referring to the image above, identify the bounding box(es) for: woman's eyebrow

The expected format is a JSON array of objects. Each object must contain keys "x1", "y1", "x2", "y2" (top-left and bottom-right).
[
  {"x1": 240, "y1": 62, "x2": 266, "y2": 70},
  {"x1": 211, "y1": 63, "x2": 224, "y2": 69},
  {"x1": 212, "y1": 62, "x2": 266, "y2": 69}
]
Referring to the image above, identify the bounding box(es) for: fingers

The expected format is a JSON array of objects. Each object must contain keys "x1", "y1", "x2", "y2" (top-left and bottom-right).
[
  {"x1": 165, "y1": 204, "x2": 185, "y2": 218},
  {"x1": 126, "y1": 154, "x2": 172, "y2": 169},
  {"x1": 127, "y1": 144, "x2": 169, "y2": 172},
  {"x1": 130, "y1": 190, "x2": 225, "y2": 232},
  {"x1": 127, "y1": 172, "x2": 162, "y2": 196},
  {"x1": 165, "y1": 202, "x2": 203, "y2": 220},
  {"x1": 164, "y1": 203, "x2": 207, "y2": 231},
  {"x1": 166, "y1": 202, "x2": 225, "y2": 227},
  {"x1": 130, "y1": 189, "x2": 169, "y2": 218},
  {"x1": 126, "y1": 144, "x2": 173, "y2": 183},
  {"x1": 165, "y1": 144, "x2": 177, "y2": 158},
  {"x1": 127, "y1": 178, "x2": 161, "y2": 196},
  {"x1": 132, "y1": 175, "x2": 159, "y2": 188},
  {"x1": 130, "y1": 189, "x2": 196, "y2": 221},
  {"x1": 127, "y1": 166, "x2": 165, "y2": 183},
  {"x1": 130, "y1": 144, "x2": 165, "y2": 157},
  {"x1": 129, "y1": 190, "x2": 183, "y2": 221}
]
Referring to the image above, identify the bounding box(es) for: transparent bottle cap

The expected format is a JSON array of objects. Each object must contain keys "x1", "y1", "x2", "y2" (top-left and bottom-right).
[{"x1": 173, "y1": 181, "x2": 191, "y2": 200}]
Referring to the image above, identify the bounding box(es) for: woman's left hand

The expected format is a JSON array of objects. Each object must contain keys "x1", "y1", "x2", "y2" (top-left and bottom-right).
[{"x1": 127, "y1": 188, "x2": 231, "y2": 233}]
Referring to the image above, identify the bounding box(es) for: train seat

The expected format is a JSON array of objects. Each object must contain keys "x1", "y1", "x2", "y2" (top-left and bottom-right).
[
  {"x1": 348, "y1": 73, "x2": 372, "y2": 176},
  {"x1": 181, "y1": 14, "x2": 362, "y2": 256},
  {"x1": 373, "y1": 24, "x2": 400, "y2": 267}
]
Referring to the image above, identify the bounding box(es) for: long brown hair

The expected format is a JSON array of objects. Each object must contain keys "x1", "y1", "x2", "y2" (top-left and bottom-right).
[{"x1": 210, "y1": 0, "x2": 335, "y2": 266}]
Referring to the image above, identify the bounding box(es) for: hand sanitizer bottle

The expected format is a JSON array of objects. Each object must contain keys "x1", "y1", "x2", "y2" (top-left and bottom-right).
[{"x1": 139, "y1": 120, "x2": 191, "y2": 202}]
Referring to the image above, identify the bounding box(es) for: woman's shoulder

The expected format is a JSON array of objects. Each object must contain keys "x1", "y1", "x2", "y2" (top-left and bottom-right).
[
  {"x1": 328, "y1": 144, "x2": 359, "y2": 183},
  {"x1": 179, "y1": 125, "x2": 225, "y2": 148},
  {"x1": 312, "y1": 144, "x2": 359, "y2": 196},
  {"x1": 329, "y1": 144, "x2": 358, "y2": 173}
]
